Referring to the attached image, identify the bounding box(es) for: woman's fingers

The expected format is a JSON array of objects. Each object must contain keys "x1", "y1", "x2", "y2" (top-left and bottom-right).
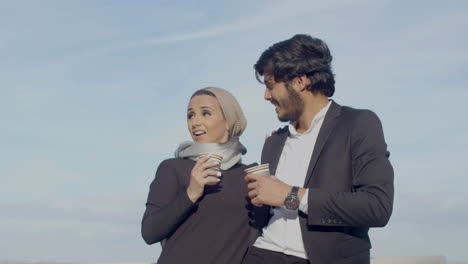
[
  {"x1": 204, "y1": 176, "x2": 221, "y2": 186},
  {"x1": 204, "y1": 161, "x2": 220, "y2": 169},
  {"x1": 192, "y1": 169, "x2": 221, "y2": 184},
  {"x1": 195, "y1": 158, "x2": 219, "y2": 173},
  {"x1": 192, "y1": 160, "x2": 218, "y2": 179},
  {"x1": 194, "y1": 155, "x2": 211, "y2": 169},
  {"x1": 197, "y1": 161, "x2": 219, "y2": 172},
  {"x1": 201, "y1": 169, "x2": 222, "y2": 186},
  {"x1": 204, "y1": 168, "x2": 221, "y2": 177}
]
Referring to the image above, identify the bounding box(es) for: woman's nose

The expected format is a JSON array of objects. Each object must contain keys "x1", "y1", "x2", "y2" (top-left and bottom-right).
[{"x1": 191, "y1": 115, "x2": 201, "y2": 127}]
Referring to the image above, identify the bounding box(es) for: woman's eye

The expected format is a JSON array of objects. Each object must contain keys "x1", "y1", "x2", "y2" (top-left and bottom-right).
[
  {"x1": 187, "y1": 113, "x2": 194, "y2": 119},
  {"x1": 202, "y1": 111, "x2": 211, "y2": 116}
]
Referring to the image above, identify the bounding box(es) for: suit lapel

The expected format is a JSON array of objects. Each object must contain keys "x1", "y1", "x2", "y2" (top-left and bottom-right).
[
  {"x1": 303, "y1": 101, "x2": 342, "y2": 187},
  {"x1": 268, "y1": 129, "x2": 288, "y2": 176}
]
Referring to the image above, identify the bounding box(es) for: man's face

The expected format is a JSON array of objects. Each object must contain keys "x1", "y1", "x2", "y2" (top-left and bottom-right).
[{"x1": 263, "y1": 74, "x2": 304, "y2": 122}]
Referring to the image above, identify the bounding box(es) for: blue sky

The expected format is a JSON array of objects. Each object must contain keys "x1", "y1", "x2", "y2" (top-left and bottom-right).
[{"x1": 1, "y1": 0, "x2": 467, "y2": 263}]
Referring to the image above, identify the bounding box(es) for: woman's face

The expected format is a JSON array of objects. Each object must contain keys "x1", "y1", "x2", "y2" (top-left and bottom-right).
[{"x1": 187, "y1": 95, "x2": 229, "y2": 143}]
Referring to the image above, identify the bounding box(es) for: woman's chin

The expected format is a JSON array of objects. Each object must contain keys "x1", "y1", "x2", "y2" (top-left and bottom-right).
[
  {"x1": 193, "y1": 135, "x2": 229, "y2": 144},
  {"x1": 193, "y1": 137, "x2": 208, "y2": 143}
]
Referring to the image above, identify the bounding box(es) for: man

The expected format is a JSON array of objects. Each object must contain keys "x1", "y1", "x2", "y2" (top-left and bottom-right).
[{"x1": 243, "y1": 34, "x2": 394, "y2": 264}]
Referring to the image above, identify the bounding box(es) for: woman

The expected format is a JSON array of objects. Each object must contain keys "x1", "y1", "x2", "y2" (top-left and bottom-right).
[{"x1": 142, "y1": 87, "x2": 262, "y2": 264}]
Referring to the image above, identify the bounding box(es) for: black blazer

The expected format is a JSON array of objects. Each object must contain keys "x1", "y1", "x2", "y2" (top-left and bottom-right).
[{"x1": 259, "y1": 101, "x2": 394, "y2": 264}]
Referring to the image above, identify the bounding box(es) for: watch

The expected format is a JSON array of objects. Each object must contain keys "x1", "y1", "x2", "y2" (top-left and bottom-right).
[{"x1": 284, "y1": 186, "x2": 300, "y2": 210}]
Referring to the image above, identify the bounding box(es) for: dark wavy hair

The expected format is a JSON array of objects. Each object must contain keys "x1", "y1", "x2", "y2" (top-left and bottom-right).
[{"x1": 254, "y1": 34, "x2": 335, "y2": 97}]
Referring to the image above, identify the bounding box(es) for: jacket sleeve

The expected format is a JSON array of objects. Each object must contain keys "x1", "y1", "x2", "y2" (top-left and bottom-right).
[
  {"x1": 141, "y1": 159, "x2": 197, "y2": 245},
  {"x1": 306, "y1": 110, "x2": 394, "y2": 227}
]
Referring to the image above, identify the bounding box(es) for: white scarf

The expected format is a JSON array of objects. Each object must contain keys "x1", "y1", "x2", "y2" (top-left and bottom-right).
[{"x1": 174, "y1": 137, "x2": 247, "y2": 170}]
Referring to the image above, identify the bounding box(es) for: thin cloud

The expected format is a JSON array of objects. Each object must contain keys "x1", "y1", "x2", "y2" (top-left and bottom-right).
[{"x1": 111, "y1": 0, "x2": 378, "y2": 49}]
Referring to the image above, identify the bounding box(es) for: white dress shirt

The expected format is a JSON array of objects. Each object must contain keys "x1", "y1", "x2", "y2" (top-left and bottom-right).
[{"x1": 253, "y1": 101, "x2": 331, "y2": 259}]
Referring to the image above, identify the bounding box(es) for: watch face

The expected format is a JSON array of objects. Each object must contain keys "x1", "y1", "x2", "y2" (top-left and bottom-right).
[
  {"x1": 291, "y1": 200, "x2": 299, "y2": 207},
  {"x1": 285, "y1": 196, "x2": 299, "y2": 210}
]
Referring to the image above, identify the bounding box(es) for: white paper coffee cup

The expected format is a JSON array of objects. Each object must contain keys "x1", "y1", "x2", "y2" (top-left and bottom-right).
[{"x1": 244, "y1": 164, "x2": 270, "y2": 176}]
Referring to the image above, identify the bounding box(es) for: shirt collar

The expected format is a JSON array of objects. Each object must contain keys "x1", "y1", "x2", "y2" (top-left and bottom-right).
[{"x1": 288, "y1": 100, "x2": 332, "y2": 137}]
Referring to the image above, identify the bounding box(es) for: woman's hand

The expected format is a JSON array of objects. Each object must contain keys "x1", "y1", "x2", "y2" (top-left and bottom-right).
[{"x1": 186, "y1": 155, "x2": 221, "y2": 202}]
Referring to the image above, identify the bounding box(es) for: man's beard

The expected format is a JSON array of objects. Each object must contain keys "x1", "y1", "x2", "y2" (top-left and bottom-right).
[{"x1": 276, "y1": 83, "x2": 304, "y2": 122}]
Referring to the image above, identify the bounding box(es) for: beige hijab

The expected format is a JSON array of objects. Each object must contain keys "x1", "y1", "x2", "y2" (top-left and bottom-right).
[{"x1": 203, "y1": 87, "x2": 247, "y2": 137}]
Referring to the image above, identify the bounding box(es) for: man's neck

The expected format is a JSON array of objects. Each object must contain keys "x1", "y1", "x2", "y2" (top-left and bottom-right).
[{"x1": 292, "y1": 96, "x2": 329, "y2": 134}]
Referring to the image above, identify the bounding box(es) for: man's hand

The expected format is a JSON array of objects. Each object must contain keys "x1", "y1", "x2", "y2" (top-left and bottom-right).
[
  {"x1": 245, "y1": 173, "x2": 291, "y2": 207},
  {"x1": 265, "y1": 127, "x2": 281, "y2": 140}
]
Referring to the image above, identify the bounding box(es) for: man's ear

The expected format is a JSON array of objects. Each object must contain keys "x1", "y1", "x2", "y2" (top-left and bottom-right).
[{"x1": 296, "y1": 74, "x2": 310, "y2": 91}]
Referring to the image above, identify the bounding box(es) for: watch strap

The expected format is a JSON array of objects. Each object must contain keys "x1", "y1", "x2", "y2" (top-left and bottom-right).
[{"x1": 290, "y1": 186, "x2": 299, "y2": 196}]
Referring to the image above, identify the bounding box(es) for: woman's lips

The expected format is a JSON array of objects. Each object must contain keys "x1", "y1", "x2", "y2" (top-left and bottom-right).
[{"x1": 193, "y1": 131, "x2": 206, "y2": 139}]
